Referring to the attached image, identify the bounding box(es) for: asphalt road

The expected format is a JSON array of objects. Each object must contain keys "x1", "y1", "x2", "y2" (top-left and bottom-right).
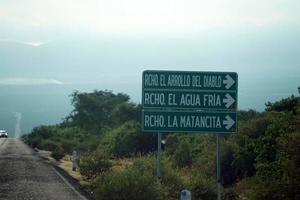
[{"x1": 0, "y1": 138, "x2": 87, "y2": 200}]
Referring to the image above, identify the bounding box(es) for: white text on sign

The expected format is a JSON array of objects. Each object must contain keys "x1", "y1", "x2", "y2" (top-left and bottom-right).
[
  {"x1": 143, "y1": 113, "x2": 236, "y2": 131},
  {"x1": 144, "y1": 73, "x2": 234, "y2": 89},
  {"x1": 144, "y1": 92, "x2": 236, "y2": 109}
]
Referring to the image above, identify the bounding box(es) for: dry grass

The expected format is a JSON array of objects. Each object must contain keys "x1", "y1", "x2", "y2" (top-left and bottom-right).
[
  {"x1": 37, "y1": 149, "x2": 88, "y2": 185},
  {"x1": 37, "y1": 150, "x2": 151, "y2": 187},
  {"x1": 59, "y1": 156, "x2": 83, "y2": 181},
  {"x1": 111, "y1": 158, "x2": 133, "y2": 172}
]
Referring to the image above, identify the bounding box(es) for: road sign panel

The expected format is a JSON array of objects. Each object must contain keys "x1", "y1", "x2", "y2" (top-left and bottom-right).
[
  {"x1": 142, "y1": 70, "x2": 238, "y2": 195},
  {"x1": 142, "y1": 110, "x2": 237, "y2": 133},
  {"x1": 143, "y1": 70, "x2": 238, "y2": 91},
  {"x1": 143, "y1": 90, "x2": 237, "y2": 110}
]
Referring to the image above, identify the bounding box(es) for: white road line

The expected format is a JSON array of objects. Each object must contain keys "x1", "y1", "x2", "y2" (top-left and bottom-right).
[
  {"x1": 0, "y1": 138, "x2": 7, "y2": 149},
  {"x1": 52, "y1": 166, "x2": 88, "y2": 200}
]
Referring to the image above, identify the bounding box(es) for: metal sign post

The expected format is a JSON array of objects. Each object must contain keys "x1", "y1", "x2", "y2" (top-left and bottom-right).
[
  {"x1": 157, "y1": 132, "x2": 162, "y2": 178},
  {"x1": 216, "y1": 134, "x2": 221, "y2": 200}
]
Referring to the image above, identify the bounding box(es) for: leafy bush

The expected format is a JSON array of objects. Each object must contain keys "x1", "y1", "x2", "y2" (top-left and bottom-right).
[
  {"x1": 22, "y1": 125, "x2": 58, "y2": 148},
  {"x1": 76, "y1": 135, "x2": 101, "y2": 153},
  {"x1": 111, "y1": 102, "x2": 141, "y2": 125},
  {"x1": 231, "y1": 134, "x2": 257, "y2": 179},
  {"x1": 95, "y1": 164, "x2": 163, "y2": 200},
  {"x1": 222, "y1": 187, "x2": 238, "y2": 200},
  {"x1": 173, "y1": 139, "x2": 193, "y2": 168},
  {"x1": 22, "y1": 91, "x2": 300, "y2": 200},
  {"x1": 93, "y1": 155, "x2": 185, "y2": 200},
  {"x1": 40, "y1": 139, "x2": 61, "y2": 152},
  {"x1": 51, "y1": 147, "x2": 65, "y2": 161},
  {"x1": 79, "y1": 149, "x2": 112, "y2": 180},
  {"x1": 190, "y1": 173, "x2": 216, "y2": 200},
  {"x1": 164, "y1": 134, "x2": 180, "y2": 155},
  {"x1": 237, "y1": 109, "x2": 262, "y2": 121},
  {"x1": 160, "y1": 159, "x2": 185, "y2": 199},
  {"x1": 60, "y1": 139, "x2": 76, "y2": 154},
  {"x1": 266, "y1": 95, "x2": 299, "y2": 115},
  {"x1": 102, "y1": 121, "x2": 156, "y2": 157},
  {"x1": 69, "y1": 90, "x2": 134, "y2": 130},
  {"x1": 250, "y1": 132, "x2": 300, "y2": 200},
  {"x1": 220, "y1": 139, "x2": 239, "y2": 186}
]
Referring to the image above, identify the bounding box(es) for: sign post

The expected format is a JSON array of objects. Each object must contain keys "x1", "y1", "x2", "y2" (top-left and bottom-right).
[
  {"x1": 142, "y1": 70, "x2": 238, "y2": 195},
  {"x1": 216, "y1": 134, "x2": 221, "y2": 200},
  {"x1": 157, "y1": 132, "x2": 162, "y2": 178}
]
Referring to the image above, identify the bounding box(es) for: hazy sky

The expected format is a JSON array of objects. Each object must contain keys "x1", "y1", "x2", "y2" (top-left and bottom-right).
[
  {"x1": 0, "y1": 0, "x2": 300, "y2": 112},
  {"x1": 1, "y1": 0, "x2": 299, "y2": 40},
  {"x1": 1, "y1": 0, "x2": 300, "y2": 135}
]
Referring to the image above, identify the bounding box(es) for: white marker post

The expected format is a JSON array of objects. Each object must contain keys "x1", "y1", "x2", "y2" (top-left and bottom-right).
[
  {"x1": 157, "y1": 132, "x2": 162, "y2": 179},
  {"x1": 71, "y1": 150, "x2": 78, "y2": 171},
  {"x1": 216, "y1": 134, "x2": 221, "y2": 200}
]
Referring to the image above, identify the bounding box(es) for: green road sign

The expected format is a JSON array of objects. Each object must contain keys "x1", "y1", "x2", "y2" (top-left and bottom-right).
[
  {"x1": 142, "y1": 110, "x2": 237, "y2": 133},
  {"x1": 143, "y1": 70, "x2": 238, "y2": 91},
  {"x1": 143, "y1": 90, "x2": 237, "y2": 110},
  {"x1": 142, "y1": 70, "x2": 238, "y2": 133}
]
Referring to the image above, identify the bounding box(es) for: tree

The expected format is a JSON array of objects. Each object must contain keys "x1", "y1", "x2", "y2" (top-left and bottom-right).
[
  {"x1": 266, "y1": 95, "x2": 299, "y2": 115},
  {"x1": 102, "y1": 121, "x2": 156, "y2": 157},
  {"x1": 67, "y1": 90, "x2": 135, "y2": 131},
  {"x1": 79, "y1": 149, "x2": 112, "y2": 179}
]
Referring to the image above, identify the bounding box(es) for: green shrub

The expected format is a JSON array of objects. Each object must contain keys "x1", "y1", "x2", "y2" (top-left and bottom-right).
[
  {"x1": 131, "y1": 155, "x2": 185, "y2": 199},
  {"x1": 160, "y1": 159, "x2": 185, "y2": 199},
  {"x1": 95, "y1": 164, "x2": 163, "y2": 200},
  {"x1": 75, "y1": 135, "x2": 101, "y2": 153},
  {"x1": 165, "y1": 134, "x2": 180, "y2": 155},
  {"x1": 173, "y1": 139, "x2": 193, "y2": 168},
  {"x1": 51, "y1": 147, "x2": 65, "y2": 161},
  {"x1": 79, "y1": 149, "x2": 112, "y2": 179},
  {"x1": 93, "y1": 155, "x2": 184, "y2": 200},
  {"x1": 31, "y1": 125, "x2": 56, "y2": 139},
  {"x1": 222, "y1": 187, "x2": 238, "y2": 200},
  {"x1": 102, "y1": 121, "x2": 156, "y2": 157},
  {"x1": 220, "y1": 140, "x2": 239, "y2": 186},
  {"x1": 190, "y1": 173, "x2": 216, "y2": 200},
  {"x1": 27, "y1": 137, "x2": 42, "y2": 148},
  {"x1": 60, "y1": 139, "x2": 76, "y2": 154},
  {"x1": 40, "y1": 139, "x2": 61, "y2": 152}
]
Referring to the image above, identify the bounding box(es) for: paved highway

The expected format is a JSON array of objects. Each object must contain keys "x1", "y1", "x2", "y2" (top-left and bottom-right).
[{"x1": 0, "y1": 138, "x2": 87, "y2": 200}]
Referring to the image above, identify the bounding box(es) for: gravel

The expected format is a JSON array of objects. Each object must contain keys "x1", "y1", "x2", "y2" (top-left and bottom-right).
[{"x1": 0, "y1": 138, "x2": 87, "y2": 200}]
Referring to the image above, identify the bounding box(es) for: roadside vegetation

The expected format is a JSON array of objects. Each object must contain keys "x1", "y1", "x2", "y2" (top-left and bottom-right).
[{"x1": 22, "y1": 90, "x2": 300, "y2": 200}]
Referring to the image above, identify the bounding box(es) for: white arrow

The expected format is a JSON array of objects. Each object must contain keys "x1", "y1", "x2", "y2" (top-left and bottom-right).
[
  {"x1": 223, "y1": 115, "x2": 235, "y2": 130},
  {"x1": 223, "y1": 75, "x2": 235, "y2": 89},
  {"x1": 223, "y1": 93, "x2": 235, "y2": 108}
]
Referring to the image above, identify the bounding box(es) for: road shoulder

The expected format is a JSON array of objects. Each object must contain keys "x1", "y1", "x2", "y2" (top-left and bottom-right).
[{"x1": 33, "y1": 148, "x2": 92, "y2": 200}]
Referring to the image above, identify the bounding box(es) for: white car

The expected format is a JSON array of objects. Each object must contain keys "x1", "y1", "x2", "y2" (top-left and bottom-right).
[{"x1": 0, "y1": 130, "x2": 8, "y2": 138}]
